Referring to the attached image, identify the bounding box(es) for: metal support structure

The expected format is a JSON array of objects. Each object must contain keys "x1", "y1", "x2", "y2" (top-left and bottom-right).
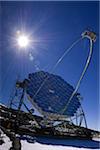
[
  {"x1": 9, "y1": 85, "x2": 23, "y2": 110},
  {"x1": 18, "y1": 89, "x2": 25, "y2": 111},
  {"x1": 8, "y1": 30, "x2": 96, "y2": 131},
  {"x1": 69, "y1": 106, "x2": 87, "y2": 128},
  {"x1": 8, "y1": 76, "x2": 88, "y2": 129}
]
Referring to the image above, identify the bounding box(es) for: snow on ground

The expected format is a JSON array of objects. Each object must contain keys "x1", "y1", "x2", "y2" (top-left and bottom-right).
[
  {"x1": 21, "y1": 135, "x2": 100, "y2": 150},
  {"x1": 0, "y1": 129, "x2": 100, "y2": 150},
  {"x1": 21, "y1": 140, "x2": 100, "y2": 150},
  {"x1": 0, "y1": 129, "x2": 12, "y2": 150},
  {"x1": 0, "y1": 137, "x2": 100, "y2": 150}
]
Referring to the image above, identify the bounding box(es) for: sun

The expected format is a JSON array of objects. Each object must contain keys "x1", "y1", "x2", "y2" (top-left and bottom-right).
[{"x1": 17, "y1": 34, "x2": 29, "y2": 48}]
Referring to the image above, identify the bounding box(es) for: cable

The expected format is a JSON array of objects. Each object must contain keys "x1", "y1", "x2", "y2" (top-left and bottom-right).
[
  {"x1": 33, "y1": 37, "x2": 82, "y2": 99},
  {"x1": 60, "y1": 39, "x2": 93, "y2": 114}
]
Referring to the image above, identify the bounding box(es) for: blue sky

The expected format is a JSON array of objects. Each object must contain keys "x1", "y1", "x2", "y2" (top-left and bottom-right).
[{"x1": 0, "y1": 1, "x2": 99, "y2": 130}]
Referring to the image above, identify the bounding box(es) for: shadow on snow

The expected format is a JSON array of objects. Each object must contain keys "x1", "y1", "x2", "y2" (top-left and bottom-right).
[{"x1": 20, "y1": 135, "x2": 100, "y2": 149}]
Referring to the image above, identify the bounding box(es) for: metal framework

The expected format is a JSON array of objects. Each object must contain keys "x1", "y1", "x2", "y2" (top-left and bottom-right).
[
  {"x1": 8, "y1": 30, "x2": 96, "y2": 131},
  {"x1": 8, "y1": 79, "x2": 87, "y2": 129}
]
